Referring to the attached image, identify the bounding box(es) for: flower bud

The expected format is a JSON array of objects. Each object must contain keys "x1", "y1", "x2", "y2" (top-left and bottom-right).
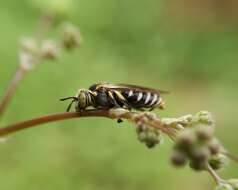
[
  {"x1": 145, "y1": 131, "x2": 160, "y2": 148},
  {"x1": 191, "y1": 147, "x2": 210, "y2": 163},
  {"x1": 209, "y1": 154, "x2": 228, "y2": 170},
  {"x1": 196, "y1": 111, "x2": 214, "y2": 126},
  {"x1": 137, "y1": 126, "x2": 161, "y2": 149},
  {"x1": 175, "y1": 131, "x2": 196, "y2": 152},
  {"x1": 21, "y1": 37, "x2": 38, "y2": 54},
  {"x1": 19, "y1": 38, "x2": 39, "y2": 71},
  {"x1": 189, "y1": 159, "x2": 206, "y2": 171},
  {"x1": 40, "y1": 40, "x2": 59, "y2": 60},
  {"x1": 208, "y1": 139, "x2": 221, "y2": 155},
  {"x1": 138, "y1": 131, "x2": 147, "y2": 142},
  {"x1": 196, "y1": 126, "x2": 213, "y2": 142},
  {"x1": 61, "y1": 22, "x2": 82, "y2": 50},
  {"x1": 171, "y1": 151, "x2": 187, "y2": 167}
]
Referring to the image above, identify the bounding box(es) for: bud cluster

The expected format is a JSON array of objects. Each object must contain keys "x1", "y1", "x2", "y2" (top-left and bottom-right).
[
  {"x1": 171, "y1": 126, "x2": 227, "y2": 171},
  {"x1": 134, "y1": 113, "x2": 162, "y2": 148},
  {"x1": 19, "y1": 22, "x2": 81, "y2": 71},
  {"x1": 61, "y1": 22, "x2": 82, "y2": 50},
  {"x1": 161, "y1": 111, "x2": 214, "y2": 134}
]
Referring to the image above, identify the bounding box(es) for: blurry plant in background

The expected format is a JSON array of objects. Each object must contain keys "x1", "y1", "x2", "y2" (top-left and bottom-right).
[
  {"x1": 0, "y1": 0, "x2": 81, "y2": 118},
  {"x1": 0, "y1": 0, "x2": 238, "y2": 190},
  {"x1": 30, "y1": 0, "x2": 74, "y2": 18}
]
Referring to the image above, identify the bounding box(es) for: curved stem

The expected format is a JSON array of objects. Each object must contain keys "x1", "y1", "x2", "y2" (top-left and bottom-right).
[
  {"x1": 0, "y1": 109, "x2": 175, "y2": 138},
  {"x1": 0, "y1": 11, "x2": 54, "y2": 121},
  {"x1": 0, "y1": 110, "x2": 110, "y2": 137},
  {"x1": 0, "y1": 67, "x2": 25, "y2": 119}
]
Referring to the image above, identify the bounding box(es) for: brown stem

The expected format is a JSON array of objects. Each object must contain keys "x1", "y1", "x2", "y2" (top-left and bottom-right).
[
  {"x1": 0, "y1": 12, "x2": 54, "y2": 120},
  {"x1": 205, "y1": 163, "x2": 223, "y2": 185},
  {"x1": 0, "y1": 110, "x2": 110, "y2": 136},
  {"x1": 0, "y1": 109, "x2": 174, "y2": 138},
  {"x1": 0, "y1": 67, "x2": 25, "y2": 119}
]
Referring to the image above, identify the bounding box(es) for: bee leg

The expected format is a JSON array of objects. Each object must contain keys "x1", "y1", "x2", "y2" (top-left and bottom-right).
[
  {"x1": 108, "y1": 91, "x2": 121, "y2": 108},
  {"x1": 117, "y1": 119, "x2": 123, "y2": 123},
  {"x1": 136, "y1": 108, "x2": 145, "y2": 112}
]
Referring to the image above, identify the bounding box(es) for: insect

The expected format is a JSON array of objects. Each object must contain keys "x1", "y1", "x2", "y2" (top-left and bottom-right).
[{"x1": 60, "y1": 82, "x2": 168, "y2": 112}]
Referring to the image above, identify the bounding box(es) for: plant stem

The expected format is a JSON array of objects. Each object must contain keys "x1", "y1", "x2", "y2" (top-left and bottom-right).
[
  {"x1": 35, "y1": 11, "x2": 54, "y2": 41},
  {"x1": 0, "y1": 12, "x2": 54, "y2": 121},
  {"x1": 222, "y1": 150, "x2": 238, "y2": 163},
  {"x1": 206, "y1": 163, "x2": 223, "y2": 185},
  {"x1": 0, "y1": 110, "x2": 108, "y2": 136},
  {"x1": 0, "y1": 109, "x2": 175, "y2": 137},
  {"x1": 0, "y1": 67, "x2": 25, "y2": 119}
]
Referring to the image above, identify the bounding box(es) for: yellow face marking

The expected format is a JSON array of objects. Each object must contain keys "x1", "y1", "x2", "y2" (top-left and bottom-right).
[
  {"x1": 78, "y1": 92, "x2": 87, "y2": 108},
  {"x1": 114, "y1": 90, "x2": 126, "y2": 101}
]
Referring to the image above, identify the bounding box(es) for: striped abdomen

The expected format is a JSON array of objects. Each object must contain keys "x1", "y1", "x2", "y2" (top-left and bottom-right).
[
  {"x1": 120, "y1": 90, "x2": 162, "y2": 110},
  {"x1": 93, "y1": 89, "x2": 163, "y2": 110}
]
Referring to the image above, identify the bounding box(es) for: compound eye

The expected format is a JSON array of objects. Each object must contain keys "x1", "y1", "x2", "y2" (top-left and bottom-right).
[{"x1": 89, "y1": 84, "x2": 97, "y2": 91}]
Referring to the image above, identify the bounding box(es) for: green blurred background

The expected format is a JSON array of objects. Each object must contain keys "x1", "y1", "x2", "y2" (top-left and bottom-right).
[{"x1": 0, "y1": 0, "x2": 238, "y2": 189}]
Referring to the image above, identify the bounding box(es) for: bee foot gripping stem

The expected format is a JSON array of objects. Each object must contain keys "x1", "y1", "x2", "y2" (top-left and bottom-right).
[
  {"x1": 109, "y1": 108, "x2": 130, "y2": 122},
  {"x1": 117, "y1": 119, "x2": 123, "y2": 123}
]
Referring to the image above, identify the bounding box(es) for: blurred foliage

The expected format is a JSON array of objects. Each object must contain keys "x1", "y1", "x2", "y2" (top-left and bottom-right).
[{"x1": 0, "y1": 0, "x2": 238, "y2": 190}]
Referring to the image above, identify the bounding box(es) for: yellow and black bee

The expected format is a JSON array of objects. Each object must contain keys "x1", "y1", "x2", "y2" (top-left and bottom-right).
[{"x1": 60, "y1": 82, "x2": 168, "y2": 112}]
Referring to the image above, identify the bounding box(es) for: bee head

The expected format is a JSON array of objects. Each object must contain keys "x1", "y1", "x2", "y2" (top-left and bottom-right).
[{"x1": 60, "y1": 89, "x2": 95, "y2": 112}]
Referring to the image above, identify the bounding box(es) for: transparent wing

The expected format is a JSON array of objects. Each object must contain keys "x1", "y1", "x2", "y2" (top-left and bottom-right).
[{"x1": 89, "y1": 82, "x2": 169, "y2": 94}]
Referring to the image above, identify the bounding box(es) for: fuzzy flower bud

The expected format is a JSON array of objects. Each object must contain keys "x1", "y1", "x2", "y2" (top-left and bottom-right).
[
  {"x1": 209, "y1": 154, "x2": 229, "y2": 170},
  {"x1": 189, "y1": 159, "x2": 206, "y2": 171},
  {"x1": 191, "y1": 147, "x2": 211, "y2": 163},
  {"x1": 40, "y1": 40, "x2": 59, "y2": 60},
  {"x1": 171, "y1": 150, "x2": 187, "y2": 167},
  {"x1": 196, "y1": 126, "x2": 214, "y2": 142},
  {"x1": 175, "y1": 131, "x2": 196, "y2": 152},
  {"x1": 196, "y1": 111, "x2": 214, "y2": 126},
  {"x1": 19, "y1": 37, "x2": 39, "y2": 71},
  {"x1": 136, "y1": 125, "x2": 162, "y2": 148},
  {"x1": 61, "y1": 22, "x2": 82, "y2": 50},
  {"x1": 208, "y1": 139, "x2": 221, "y2": 155}
]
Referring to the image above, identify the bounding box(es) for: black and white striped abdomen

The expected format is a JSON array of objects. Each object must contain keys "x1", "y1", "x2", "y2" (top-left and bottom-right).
[{"x1": 121, "y1": 90, "x2": 161, "y2": 109}]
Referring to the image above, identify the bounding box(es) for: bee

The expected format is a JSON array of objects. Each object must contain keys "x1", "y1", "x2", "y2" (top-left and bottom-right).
[{"x1": 60, "y1": 82, "x2": 168, "y2": 113}]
